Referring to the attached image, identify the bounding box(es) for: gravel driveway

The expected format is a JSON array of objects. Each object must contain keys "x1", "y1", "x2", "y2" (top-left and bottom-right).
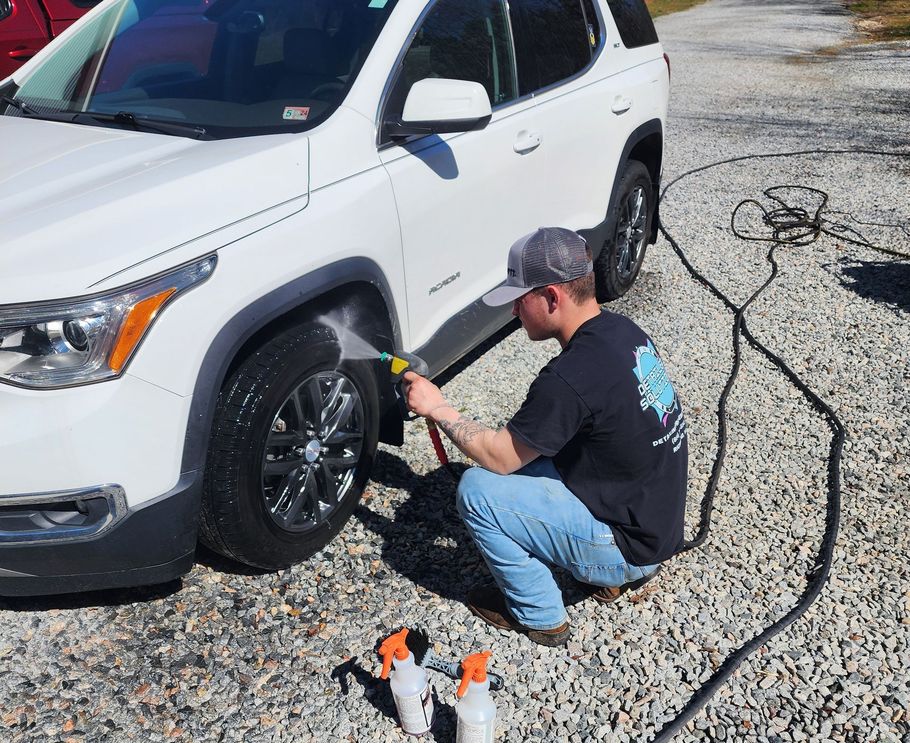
[{"x1": 2, "y1": 2, "x2": 908, "y2": 742}]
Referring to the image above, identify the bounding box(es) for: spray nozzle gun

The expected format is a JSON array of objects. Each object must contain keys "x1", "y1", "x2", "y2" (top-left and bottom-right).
[
  {"x1": 380, "y1": 350, "x2": 454, "y2": 474},
  {"x1": 380, "y1": 351, "x2": 430, "y2": 423},
  {"x1": 379, "y1": 351, "x2": 429, "y2": 382}
]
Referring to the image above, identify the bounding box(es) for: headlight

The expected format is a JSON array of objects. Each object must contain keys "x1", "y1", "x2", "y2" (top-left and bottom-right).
[{"x1": 0, "y1": 256, "x2": 216, "y2": 389}]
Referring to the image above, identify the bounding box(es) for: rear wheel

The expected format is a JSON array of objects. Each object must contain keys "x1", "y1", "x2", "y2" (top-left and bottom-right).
[
  {"x1": 595, "y1": 160, "x2": 652, "y2": 302},
  {"x1": 200, "y1": 324, "x2": 378, "y2": 569}
]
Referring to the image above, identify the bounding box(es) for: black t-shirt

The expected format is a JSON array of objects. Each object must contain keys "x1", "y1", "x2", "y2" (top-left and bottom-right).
[{"x1": 507, "y1": 311, "x2": 688, "y2": 565}]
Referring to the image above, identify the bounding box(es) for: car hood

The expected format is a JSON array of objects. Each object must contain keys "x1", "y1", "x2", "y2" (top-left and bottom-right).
[{"x1": 0, "y1": 116, "x2": 309, "y2": 304}]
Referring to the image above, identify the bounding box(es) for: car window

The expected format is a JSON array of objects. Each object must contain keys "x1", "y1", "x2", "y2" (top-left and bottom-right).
[
  {"x1": 384, "y1": 0, "x2": 517, "y2": 132},
  {"x1": 0, "y1": 0, "x2": 11, "y2": 21},
  {"x1": 605, "y1": 0, "x2": 658, "y2": 48},
  {"x1": 7, "y1": 0, "x2": 398, "y2": 138},
  {"x1": 581, "y1": 0, "x2": 602, "y2": 50},
  {"x1": 509, "y1": 0, "x2": 596, "y2": 95}
]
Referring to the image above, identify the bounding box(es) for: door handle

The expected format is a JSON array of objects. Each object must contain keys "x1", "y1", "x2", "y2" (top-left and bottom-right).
[
  {"x1": 611, "y1": 96, "x2": 632, "y2": 114},
  {"x1": 8, "y1": 48, "x2": 39, "y2": 61},
  {"x1": 513, "y1": 130, "x2": 541, "y2": 154}
]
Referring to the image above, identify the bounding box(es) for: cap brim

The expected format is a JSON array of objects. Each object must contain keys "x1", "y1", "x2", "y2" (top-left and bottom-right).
[{"x1": 482, "y1": 283, "x2": 529, "y2": 306}]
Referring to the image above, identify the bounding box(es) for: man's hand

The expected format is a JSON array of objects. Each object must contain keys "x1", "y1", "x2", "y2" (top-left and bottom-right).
[
  {"x1": 401, "y1": 371, "x2": 448, "y2": 418},
  {"x1": 401, "y1": 371, "x2": 539, "y2": 475}
]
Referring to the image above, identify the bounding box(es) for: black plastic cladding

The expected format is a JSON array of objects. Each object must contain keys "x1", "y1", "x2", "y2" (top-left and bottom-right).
[{"x1": 577, "y1": 118, "x2": 663, "y2": 258}]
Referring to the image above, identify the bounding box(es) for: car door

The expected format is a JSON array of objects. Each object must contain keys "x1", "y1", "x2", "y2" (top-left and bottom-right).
[
  {"x1": 379, "y1": 0, "x2": 546, "y2": 367},
  {"x1": 0, "y1": 0, "x2": 51, "y2": 78},
  {"x1": 508, "y1": 0, "x2": 630, "y2": 236},
  {"x1": 39, "y1": 0, "x2": 101, "y2": 37}
]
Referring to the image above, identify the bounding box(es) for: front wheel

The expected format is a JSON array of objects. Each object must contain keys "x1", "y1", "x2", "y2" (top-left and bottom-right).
[
  {"x1": 595, "y1": 160, "x2": 652, "y2": 302},
  {"x1": 200, "y1": 324, "x2": 379, "y2": 569}
]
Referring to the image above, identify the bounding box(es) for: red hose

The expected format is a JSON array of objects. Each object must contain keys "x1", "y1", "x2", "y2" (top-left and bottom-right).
[{"x1": 426, "y1": 420, "x2": 449, "y2": 465}]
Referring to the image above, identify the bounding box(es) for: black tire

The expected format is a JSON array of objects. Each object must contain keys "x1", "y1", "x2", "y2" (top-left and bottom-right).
[
  {"x1": 595, "y1": 160, "x2": 652, "y2": 302},
  {"x1": 199, "y1": 324, "x2": 379, "y2": 569}
]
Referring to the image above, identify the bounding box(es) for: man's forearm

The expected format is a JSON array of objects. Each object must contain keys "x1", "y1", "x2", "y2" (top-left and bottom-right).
[{"x1": 429, "y1": 405, "x2": 501, "y2": 471}]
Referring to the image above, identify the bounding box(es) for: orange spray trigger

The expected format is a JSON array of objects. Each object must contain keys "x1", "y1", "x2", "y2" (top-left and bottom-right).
[
  {"x1": 456, "y1": 650, "x2": 492, "y2": 698},
  {"x1": 378, "y1": 628, "x2": 411, "y2": 679}
]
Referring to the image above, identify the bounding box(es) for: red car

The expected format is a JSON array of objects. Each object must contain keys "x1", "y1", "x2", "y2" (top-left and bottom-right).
[{"x1": 0, "y1": 0, "x2": 100, "y2": 79}]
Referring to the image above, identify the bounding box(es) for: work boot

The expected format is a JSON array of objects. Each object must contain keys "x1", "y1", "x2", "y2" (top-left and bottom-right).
[
  {"x1": 581, "y1": 565, "x2": 663, "y2": 605},
  {"x1": 466, "y1": 585, "x2": 570, "y2": 647}
]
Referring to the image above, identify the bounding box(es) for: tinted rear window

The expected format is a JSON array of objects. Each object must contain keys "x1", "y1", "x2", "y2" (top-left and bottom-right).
[
  {"x1": 511, "y1": 0, "x2": 595, "y2": 95},
  {"x1": 606, "y1": 0, "x2": 658, "y2": 48}
]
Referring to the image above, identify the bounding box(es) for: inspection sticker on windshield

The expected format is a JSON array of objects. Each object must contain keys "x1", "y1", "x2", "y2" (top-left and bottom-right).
[{"x1": 283, "y1": 106, "x2": 310, "y2": 121}]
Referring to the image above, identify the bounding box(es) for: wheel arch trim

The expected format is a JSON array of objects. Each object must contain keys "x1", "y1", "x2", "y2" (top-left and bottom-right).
[{"x1": 578, "y1": 118, "x2": 664, "y2": 257}]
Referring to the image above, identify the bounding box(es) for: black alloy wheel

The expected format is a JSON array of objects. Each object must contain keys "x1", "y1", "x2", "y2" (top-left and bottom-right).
[
  {"x1": 200, "y1": 324, "x2": 379, "y2": 570},
  {"x1": 595, "y1": 160, "x2": 652, "y2": 302},
  {"x1": 261, "y1": 371, "x2": 364, "y2": 533}
]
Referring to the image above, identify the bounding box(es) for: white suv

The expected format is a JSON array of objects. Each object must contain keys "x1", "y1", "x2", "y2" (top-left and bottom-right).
[{"x1": 0, "y1": 0, "x2": 669, "y2": 594}]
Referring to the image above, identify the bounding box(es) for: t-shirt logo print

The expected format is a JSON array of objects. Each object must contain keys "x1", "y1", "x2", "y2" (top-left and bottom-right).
[{"x1": 633, "y1": 340, "x2": 678, "y2": 426}]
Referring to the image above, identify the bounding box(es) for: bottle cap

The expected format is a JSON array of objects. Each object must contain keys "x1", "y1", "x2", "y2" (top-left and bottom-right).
[
  {"x1": 457, "y1": 650, "x2": 492, "y2": 698},
  {"x1": 378, "y1": 628, "x2": 411, "y2": 679}
]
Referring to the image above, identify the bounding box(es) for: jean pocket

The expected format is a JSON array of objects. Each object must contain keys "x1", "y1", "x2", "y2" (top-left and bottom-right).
[{"x1": 570, "y1": 560, "x2": 628, "y2": 587}]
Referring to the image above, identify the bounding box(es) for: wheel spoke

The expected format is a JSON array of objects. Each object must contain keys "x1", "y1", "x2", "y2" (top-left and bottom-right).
[
  {"x1": 322, "y1": 377, "x2": 345, "y2": 421},
  {"x1": 305, "y1": 468, "x2": 324, "y2": 524},
  {"x1": 630, "y1": 188, "x2": 644, "y2": 224},
  {"x1": 618, "y1": 240, "x2": 631, "y2": 275},
  {"x1": 291, "y1": 390, "x2": 307, "y2": 430},
  {"x1": 324, "y1": 429, "x2": 361, "y2": 446},
  {"x1": 267, "y1": 431, "x2": 303, "y2": 447},
  {"x1": 265, "y1": 457, "x2": 304, "y2": 477},
  {"x1": 304, "y1": 377, "x2": 324, "y2": 428},
  {"x1": 316, "y1": 462, "x2": 339, "y2": 507},
  {"x1": 280, "y1": 466, "x2": 313, "y2": 527},
  {"x1": 324, "y1": 451, "x2": 358, "y2": 469},
  {"x1": 321, "y1": 392, "x2": 355, "y2": 440},
  {"x1": 270, "y1": 472, "x2": 297, "y2": 514}
]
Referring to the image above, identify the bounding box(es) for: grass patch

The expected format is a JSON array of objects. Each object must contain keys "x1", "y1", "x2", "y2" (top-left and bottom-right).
[
  {"x1": 846, "y1": 0, "x2": 910, "y2": 41},
  {"x1": 644, "y1": 0, "x2": 708, "y2": 19}
]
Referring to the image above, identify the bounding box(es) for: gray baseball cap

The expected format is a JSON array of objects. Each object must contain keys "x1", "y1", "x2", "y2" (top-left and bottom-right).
[{"x1": 482, "y1": 227, "x2": 592, "y2": 306}]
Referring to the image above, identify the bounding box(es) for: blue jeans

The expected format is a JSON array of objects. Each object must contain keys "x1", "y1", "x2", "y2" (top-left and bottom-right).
[{"x1": 456, "y1": 458, "x2": 659, "y2": 630}]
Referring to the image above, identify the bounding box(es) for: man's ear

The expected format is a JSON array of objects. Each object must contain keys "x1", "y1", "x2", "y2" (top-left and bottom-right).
[{"x1": 545, "y1": 285, "x2": 560, "y2": 312}]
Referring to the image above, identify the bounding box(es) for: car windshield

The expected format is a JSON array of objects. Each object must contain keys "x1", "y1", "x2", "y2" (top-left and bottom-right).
[{"x1": 5, "y1": 0, "x2": 397, "y2": 138}]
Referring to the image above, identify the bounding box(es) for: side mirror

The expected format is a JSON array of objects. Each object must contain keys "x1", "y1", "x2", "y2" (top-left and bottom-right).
[{"x1": 385, "y1": 78, "x2": 492, "y2": 140}]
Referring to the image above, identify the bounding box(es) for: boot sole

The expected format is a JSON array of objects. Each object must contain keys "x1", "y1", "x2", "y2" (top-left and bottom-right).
[{"x1": 589, "y1": 565, "x2": 663, "y2": 605}]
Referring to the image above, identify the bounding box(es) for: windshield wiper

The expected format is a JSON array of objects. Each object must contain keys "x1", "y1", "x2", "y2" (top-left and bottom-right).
[
  {"x1": 2, "y1": 99, "x2": 211, "y2": 140},
  {"x1": 88, "y1": 111, "x2": 212, "y2": 140},
  {"x1": 1, "y1": 95, "x2": 40, "y2": 116}
]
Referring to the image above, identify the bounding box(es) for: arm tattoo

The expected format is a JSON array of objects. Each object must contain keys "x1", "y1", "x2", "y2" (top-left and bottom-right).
[{"x1": 437, "y1": 414, "x2": 491, "y2": 449}]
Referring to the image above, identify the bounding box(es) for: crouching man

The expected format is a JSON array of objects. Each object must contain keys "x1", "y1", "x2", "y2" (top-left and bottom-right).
[{"x1": 403, "y1": 227, "x2": 687, "y2": 646}]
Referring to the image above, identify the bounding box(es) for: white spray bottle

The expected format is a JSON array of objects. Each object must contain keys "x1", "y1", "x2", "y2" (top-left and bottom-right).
[
  {"x1": 455, "y1": 650, "x2": 496, "y2": 743},
  {"x1": 378, "y1": 628, "x2": 434, "y2": 736}
]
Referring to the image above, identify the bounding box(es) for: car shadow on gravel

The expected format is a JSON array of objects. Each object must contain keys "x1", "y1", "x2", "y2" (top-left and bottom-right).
[
  {"x1": 357, "y1": 450, "x2": 479, "y2": 603},
  {"x1": 826, "y1": 256, "x2": 910, "y2": 313},
  {"x1": 358, "y1": 451, "x2": 590, "y2": 609},
  {"x1": 193, "y1": 542, "x2": 275, "y2": 576},
  {"x1": 0, "y1": 579, "x2": 183, "y2": 611}
]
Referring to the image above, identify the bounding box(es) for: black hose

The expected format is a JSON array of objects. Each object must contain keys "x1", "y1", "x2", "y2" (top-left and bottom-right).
[{"x1": 650, "y1": 148, "x2": 910, "y2": 742}]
